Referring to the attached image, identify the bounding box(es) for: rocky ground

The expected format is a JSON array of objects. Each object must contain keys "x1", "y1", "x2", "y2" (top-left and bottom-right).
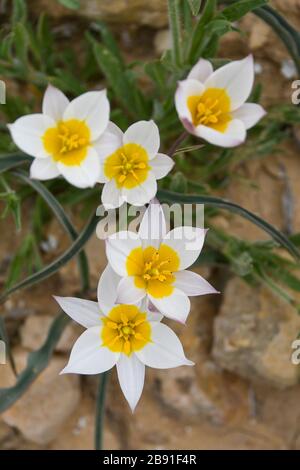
[{"x1": 1, "y1": 0, "x2": 300, "y2": 450}]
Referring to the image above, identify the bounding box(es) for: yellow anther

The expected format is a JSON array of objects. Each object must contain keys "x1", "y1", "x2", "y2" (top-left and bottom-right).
[
  {"x1": 118, "y1": 174, "x2": 126, "y2": 183},
  {"x1": 122, "y1": 326, "x2": 132, "y2": 336}
]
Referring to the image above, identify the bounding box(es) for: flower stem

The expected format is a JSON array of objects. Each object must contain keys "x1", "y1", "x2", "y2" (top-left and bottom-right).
[
  {"x1": 94, "y1": 371, "x2": 110, "y2": 450},
  {"x1": 167, "y1": 131, "x2": 189, "y2": 157}
]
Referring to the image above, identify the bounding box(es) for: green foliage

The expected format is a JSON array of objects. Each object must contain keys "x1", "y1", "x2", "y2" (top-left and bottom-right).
[
  {"x1": 188, "y1": 0, "x2": 203, "y2": 16},
  {"x1": 57, "y1": 0, "x2": 81, "y2": 9},
  {"x1": 219, "y1": 0, "x2": 268, "y2": 22}
]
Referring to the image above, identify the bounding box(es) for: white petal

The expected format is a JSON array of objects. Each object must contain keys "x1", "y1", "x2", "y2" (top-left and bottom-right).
[
  {"x1": 138, "y1": 200, "x2": 167, "y2": 249},
  {"x1": 106, "y1": 231, "x2": 142, "y2": 277},
  {"x1": 174, "y1": 270, "x2": 219, "y2": 296},
  {"x1": 147, "y1": 311, "x2": 163, "y2": 322},
  {"x1": 30, "y1": 158, "x2": 59, "y2": 180},
  {"x1": 53, "y1": 296, "x2": 101, "y2": 328},
  {"x1": 122, "y1": 173, "x2": 157, "y2": 206},
  {"x1": 123, "y1": 120, "x2": 160, "y2": 159},
  {"x1": 163, "y1": 227, "x2": 207, "y2": 270},
  {"x1": 97, "y1": 264, "x2": 121, "y2": 315},
  {"x1": 101, "y1": 179, "x2": 124, "y2": 209},
  {"x1": 136, "y1": 322, "x2": 194, "y2": 369},
  {"x1": 175, "y1": 79, "x2": 205, "y2": 124},
  {"x1": 57, "y1": 146, "x2": 100, "y2": 188},
  {"x1": 150, "y1": 153, "x2": 174, "y2": 180},
  {"x1": 94, "y1": 121, "x2": 123, "y2": 173},
  {"x1": 63, "y1": 90, "x2": 110, "y2": 141},
  {"x1": 117, "y1": 354, "x2": 145, "y2": 412},
  {"x1": 61, "y1": 326, "x2": 118, "y2": 375},
  {"x1": 117, "y1": 276, "x2": 146, "y2": 304},
  {"x1": 42, "y1": 85, "x2": 69, "y2": 121},
  {"x1": 232, "y1": 103, "x2": 266, "y2": 130},
  {"x1": 195, "y1": 119, "x2": 246, "y2": 147},
  {"x1": 204, "y1": 55, "x2": 254, "y2": 111},
  {"x1": 149, "y1": 288, "x2": 191, "y2": 324},
  {"x1": 8, "y1": 114, "x2": 55, "y2": 158},
  {"x1": 187, "y1": 58, "x2": 213, "y2": 82}
]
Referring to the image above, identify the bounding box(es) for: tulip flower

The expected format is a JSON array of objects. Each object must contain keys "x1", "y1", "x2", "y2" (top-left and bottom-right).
[
  {"x1": 8, "y1": 85, "x2": 110, "y2": 188},
  {"x1": 106, "y1": 202, "x2": 218, "y2": 323},
  {"x1": 96, "y1": 120, "x2": 174, "y2": 209},
  {"x1": 175, "y1": 55, "x2": 266, "y2": 147},
  {"x1": 54, "y1": 264, "x2": 193, "y2": 412}
]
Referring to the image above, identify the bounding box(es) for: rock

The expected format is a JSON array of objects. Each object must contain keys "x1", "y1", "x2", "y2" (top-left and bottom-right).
[
  {"x1": 213, "y1": 277, "x2": 300, "y2": 388},
  {"x1": 252, "y1": 382, "x2": 300, "y2": 448},
  {"x1": 249, "y1": 21, "x2": 270, "y2": 51},
  {"x1": 2, "y1": 348, "x2": 81, "y2": 444},
  {"x1": 28, "y1": 0, "x2": 168, "y2": 28},
  {"x1": 127, "y1": 389, "x2": 286, "y2": 450},
  {"x1": 47, "y1": 396, "x2": 120, "y2": 450},
  {"x1": 154, "y1": 361, "x2": 249, "y2": 425},
  {"x1": 20, "y1": 315, "x2": 82, "y2": 353},
  {"x1": 154, "y1": 29, "x2": 171, "y2": 55}
]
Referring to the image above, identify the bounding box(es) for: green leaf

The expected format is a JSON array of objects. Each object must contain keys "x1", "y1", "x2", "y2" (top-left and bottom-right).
[
  {"x1": 0, "y1": 313, "x2": 70, "y2": 413},
  {"x1": 273, "y1": 268, "x2": 300, "y2": 293},
  {"x1": 170, "y1": 172, "x2": 188, "y2": 193},
  {"x1": 90, "y1": 21, "x2": 124, "y2": 66},
  {"x1": 204, "y1": 18, "x2": 233, "y2": 36},
  {"x1": 220, "y1": 0, "x2": 267, "y2": 22},
  {"x1": 88, "y1": 36, "x2": 150, "y2": 119},
  {"x1": 12, "y1": 169, "x2": 90, "y2": 292},
  {"x1": 254, "y1": 5, "x2": 300, "y2": 75},
  {"x1": 57, "y1": 0, "x2": 80, "y2": 9},
  {"x1": 12, "y1": 0, "x2": 27, "y2": 25},
  {"x1": 188, "y1": 0, "x2": 216, "y2": 61},
  {"x1": 94, "y1": 372, "x2": 110, "y2": 450},
  {"x1": 290, "y1": 233, "x2": 300, "y2": 247},
  {"x1": 157, "y1": 190, "x2": 300, "y2": 261},
  {"x1": 13, "y1": 22, "x2": 29, "y2": 71},
  {"x1": 0, "y1": 153, "x2": 32, "y2": 173},
  {"x1": 0, "y1": 212, "x2": 98, "y2": 303},
  {"x1": 5, "y1": 234, "x2": 38, "y2": 290},
  {"x1": 188, "y1": 0, "x2": 202, "y2": 16},
  {"x1": 168, "y1": 0, "x2": 183, "y2": 66}
]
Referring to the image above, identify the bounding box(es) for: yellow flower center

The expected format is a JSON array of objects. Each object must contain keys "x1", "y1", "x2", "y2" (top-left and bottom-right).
[
  {"x1": 101, "y1": 304, "x2": 151, "y2": 356},
  {"x1": 43, "y1": 119, "x2": 90, "y2": 165},
  {"x1": 126, "y1": 244, "x2": 180, "y2": 298},
  {"x1": 104, "y1": 143, "x2": 150, "y2": 189},
  {"x1": 188, "y1": 87, "x2": 231, "y2": 132}
]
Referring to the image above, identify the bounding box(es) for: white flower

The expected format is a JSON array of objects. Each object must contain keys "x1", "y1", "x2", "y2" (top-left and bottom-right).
[
  {"x1": 175, "y1": 55, "x2": 266, "y2": 147},
  {"x1": 95, "y1": 120, "x2": 174, "y2": 209},
  {"x1": 8, "y1": 85, "x2": 110, "y2": 188},
  {"x1": 105, "y1": 201, "x2": 218, "y2": 323},
  {"x1": 54, "y1": 264, "x2": 193, "y2": 412}
]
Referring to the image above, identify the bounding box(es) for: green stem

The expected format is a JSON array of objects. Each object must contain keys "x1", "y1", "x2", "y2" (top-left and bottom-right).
[{"x1": 95, "y1": 371, "x2": 110, "y2": 450}]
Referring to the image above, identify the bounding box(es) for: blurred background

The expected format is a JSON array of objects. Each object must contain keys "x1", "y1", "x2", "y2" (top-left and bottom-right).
[{"x1": 0, "y1": 0, "x2": 300, "y2": 450}]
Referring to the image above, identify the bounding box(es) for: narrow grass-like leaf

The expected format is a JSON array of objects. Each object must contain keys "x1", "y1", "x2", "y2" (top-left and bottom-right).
[
  {"x1": 12, "y1": 169, "x2": 90, "y2": 292},
  {"x1": 188, "y1": 0, "x2": 216, "y2": 61},
  {"x1": 158, "y1": 189, "x2": 300, "y2": 260},
  {"x1": 188, "y1": 0, "x2": 202, "y2": 16},
  {"x1": 220, "y1": 0, "x2": 267, "y2": 22},
  {"x1": 57, "y1": 0, "x2": 80, "y2": 9},
  {"x1": 95, "y1": 371, "x2": 110, "y2": 450},
  {"x1": 168, "y1": 0, "x2": 183, "y2": 66},
  {"x1": 0, "y1": 213, "x2": 98, "y2": 303},
  {"x1": 0, "y1": 153, "x2": 32, "y2": 173},
  {"x1": 254, "y1": 6, "x2": 300, "y2": 75}
]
